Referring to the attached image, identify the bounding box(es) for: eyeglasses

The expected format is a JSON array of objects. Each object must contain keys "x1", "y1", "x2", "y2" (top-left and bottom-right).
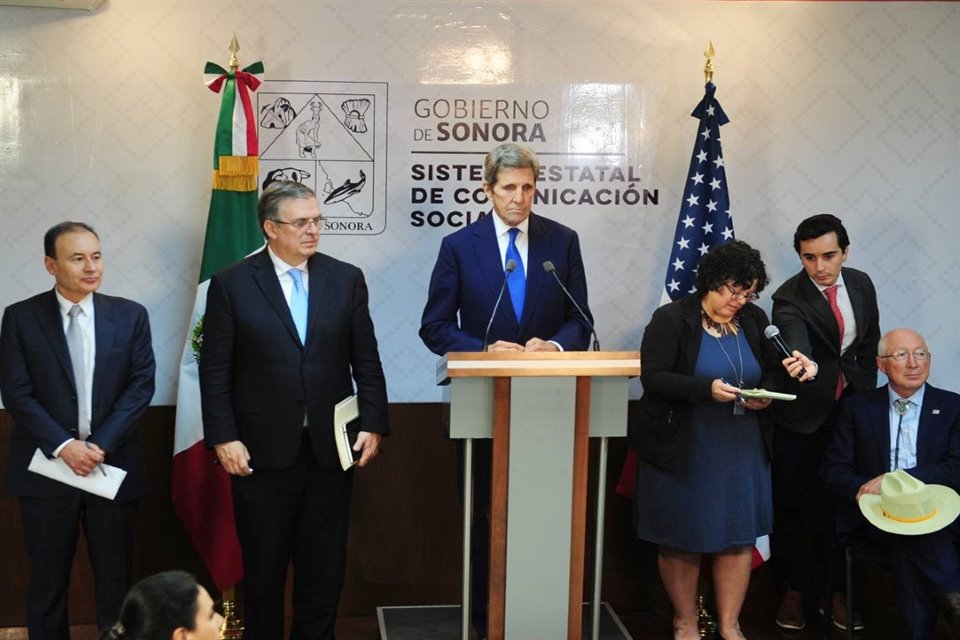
[
  {"x1": 724, "y1": 283, "x2": 760, "y2": 302},
  {"x1": 271, "y1": 215, "x2": 325, "y2": 231},
  {"x1": 878, "y1": 350, "x2": 931, "y2": 362}
]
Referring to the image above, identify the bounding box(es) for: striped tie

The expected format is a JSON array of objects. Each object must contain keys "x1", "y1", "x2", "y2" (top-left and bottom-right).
[{"x1": 825, "y1": 284, "x2": 845, "y2": 400}]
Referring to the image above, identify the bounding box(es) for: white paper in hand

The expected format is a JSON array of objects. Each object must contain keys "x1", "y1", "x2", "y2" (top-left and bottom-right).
[{"x1": 27, "y1": 448, "x2": 127, "y2": 500}]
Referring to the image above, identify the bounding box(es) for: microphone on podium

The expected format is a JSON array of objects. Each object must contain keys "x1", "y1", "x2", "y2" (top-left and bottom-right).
[
  {"x1": 482, "y1": 259, "x2": 516, "y2": 352},
  {"x1": 542, "y1": 261, "x2": 600, "y2": 351}
]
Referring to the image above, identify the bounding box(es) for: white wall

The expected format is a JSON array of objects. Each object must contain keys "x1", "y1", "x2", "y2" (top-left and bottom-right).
[{"x1": 1, "y1": 1, "x2": 957, "y2": 404}]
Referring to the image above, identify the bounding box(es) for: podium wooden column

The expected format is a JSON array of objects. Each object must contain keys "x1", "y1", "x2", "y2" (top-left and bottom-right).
[{"x1": 437, "y1": 351, "x2": 640, "y2": 640}]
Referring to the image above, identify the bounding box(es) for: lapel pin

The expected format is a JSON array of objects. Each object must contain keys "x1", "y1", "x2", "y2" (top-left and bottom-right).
[{"x1": 932, "y1": 409, "x2": 940, "y2": 415}]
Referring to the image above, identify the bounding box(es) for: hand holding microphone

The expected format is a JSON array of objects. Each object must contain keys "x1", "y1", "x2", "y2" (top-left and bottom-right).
[{"x1": 764, "y1": 325, "x2": 817, "y2": 383}]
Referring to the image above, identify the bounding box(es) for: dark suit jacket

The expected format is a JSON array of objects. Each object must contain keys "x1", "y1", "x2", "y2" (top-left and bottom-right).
[
  {"x1": 821, "y1": 384, "x2": 960, "y2": 535},
  {"x1": 419, "y1": 211, "x2": 591, "y2": 355},
  {"x1": 771, "y1": 266, "x2": 880, "y2": 434},
  {"x1": 0, "y1": 291, "x2": 155, "y2": 501},
  {"x1": 199, "y1": 249, "x2": 388, "y2": 470},
  {"x1": 631, "y1": 293, "x2": 782, "y2": 470}
]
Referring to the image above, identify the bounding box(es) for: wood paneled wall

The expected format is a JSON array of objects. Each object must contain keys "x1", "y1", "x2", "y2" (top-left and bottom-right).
[{"x1": 0, "y1": 404, "x2": 657, "y2": 625}]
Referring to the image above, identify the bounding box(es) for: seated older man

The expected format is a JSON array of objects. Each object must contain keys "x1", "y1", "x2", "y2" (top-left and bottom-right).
[{"x1": 822, "y1": 328, "x2": 960, "y2": 640}]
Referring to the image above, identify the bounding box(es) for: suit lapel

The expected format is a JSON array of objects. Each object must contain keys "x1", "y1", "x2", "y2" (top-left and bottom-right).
[
  {"x1": 797, "y1": 276, "x2": 841, "y2": 356},
  {"x1": 92, "y1": 293, "x2": 115, "y2": 418},
  {"x1": 36, "y1": 290, "x2": 75, "y2": 385},
  {"x1": 520, "y1": 213, "x2": 548, "y2": 334},
  {"x1": 251, "y1": 249, "x2": 302, "y2": 347},
  {"x1": 916, "y1": 385, "x2": 937, "y2": 465},
  {"x1": 872, "y1": 386, "x2": 892, "y2": 471},
  {"x1": 472, "y1": 213, "x2": 519, "y2": 333},
  {"x1": 843, "y1": 269, "x2": 868, "y2": 342},
  {"x1": 305, "y1": 253, "x2": 329, "y2": 347}
]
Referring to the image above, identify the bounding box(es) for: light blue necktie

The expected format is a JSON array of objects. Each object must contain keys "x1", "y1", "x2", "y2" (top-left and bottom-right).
[
  {"x1": 288, "y1": 268, "x2": 308, "y2": 344},
  {"x1": 506, "y1": 227, "x2": 525, "y2": 321}
]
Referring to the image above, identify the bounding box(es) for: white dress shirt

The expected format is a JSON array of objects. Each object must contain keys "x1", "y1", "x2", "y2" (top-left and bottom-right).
[
  {"x1": 887, "y1": 384, "x2": 924, "y2": 472},
  {"x1": 267, "y1": 245, "x2": 309, "y2": 306}
]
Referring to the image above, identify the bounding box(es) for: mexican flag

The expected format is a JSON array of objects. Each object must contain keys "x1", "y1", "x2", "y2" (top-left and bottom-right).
[{"x1": 171, "y1": 59, "x2": 264, "y2": 590}]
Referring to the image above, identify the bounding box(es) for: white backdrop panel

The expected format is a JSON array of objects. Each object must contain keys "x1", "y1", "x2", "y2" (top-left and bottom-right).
[{"x1": 0, "y1": 1, "x2": 957, "y2": 405}]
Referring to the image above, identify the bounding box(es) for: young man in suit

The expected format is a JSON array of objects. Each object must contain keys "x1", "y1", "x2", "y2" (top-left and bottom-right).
[
  {"x1": 199, "y1": 181, "x2": 388, "y2": 639},
  {"x1": 0, "y1": 221, "x2": 156, "y2": 638},
  {"x1": 420, "y1": 142, "x2": 593, "y2": 637},
  {"x1": 770, "y1": 213, "x2": 881, "y2": 631},
  {"x1": 821, "y1": 328, "x2": 960, "y2": 640}
]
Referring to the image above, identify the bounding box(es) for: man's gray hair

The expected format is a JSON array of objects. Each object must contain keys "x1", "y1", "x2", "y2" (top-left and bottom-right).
[
  {"x1": 257, "y1": 181, "x2": 317, "y2": 237},
  {"x1": 483, "y1": 143, "x2": 540, "y2": 187}
]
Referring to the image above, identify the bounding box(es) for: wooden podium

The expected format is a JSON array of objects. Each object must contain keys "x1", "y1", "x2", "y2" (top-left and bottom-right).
[{"x1": 437, "y1": 351, "x2": 640, "y2": 640}]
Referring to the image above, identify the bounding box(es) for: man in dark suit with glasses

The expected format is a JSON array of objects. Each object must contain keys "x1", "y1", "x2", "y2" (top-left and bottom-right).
[{"x1": 822, "y1": 328, "x2": 960, "y2": 640}]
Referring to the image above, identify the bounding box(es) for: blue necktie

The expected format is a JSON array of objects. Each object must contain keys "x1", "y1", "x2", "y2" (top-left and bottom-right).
[
  {"x1": 288, "y1": 268, "x2": 308, "y2": 344},
  {"x1": 506, "y1": 227, "x2": 525, "y2": 321}
]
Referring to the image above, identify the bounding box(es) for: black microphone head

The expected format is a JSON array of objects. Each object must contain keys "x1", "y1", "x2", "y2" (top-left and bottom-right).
[
  {"x1": 542, "y1": 260, "x2": 556, "y2": 273},
  {"x1": 505, "y1": 259, "x2": 516, "y2": 272},
  {"x1": 763, "y1": 325, "x2": 781, "y2": 340}
]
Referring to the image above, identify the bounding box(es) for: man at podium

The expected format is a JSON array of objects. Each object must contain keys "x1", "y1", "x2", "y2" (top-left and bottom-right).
[{"x1": 420, "y1": 142, "x2": 593, "y2": 637}]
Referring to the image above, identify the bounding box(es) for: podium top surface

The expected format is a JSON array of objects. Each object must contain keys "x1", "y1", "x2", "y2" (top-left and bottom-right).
[{"x1": 436, "y1": 350, "x2": 641, "y2": 384}]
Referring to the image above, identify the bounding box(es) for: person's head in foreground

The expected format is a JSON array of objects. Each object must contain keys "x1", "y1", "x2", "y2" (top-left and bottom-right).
[{"x1": 101, "y1": 571, "x2": 223, "y2": 640}]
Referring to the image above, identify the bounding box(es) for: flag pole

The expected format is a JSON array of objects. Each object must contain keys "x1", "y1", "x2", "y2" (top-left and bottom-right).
[
  {"x1": 216, "y1": 35, "x2": 244, "y2": 640},
  {"x1": 694, "y1": 43, "x2": 721, "y2": 640}
]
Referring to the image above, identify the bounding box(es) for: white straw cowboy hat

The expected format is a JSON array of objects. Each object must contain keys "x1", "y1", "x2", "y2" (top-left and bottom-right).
[{"x1": 859, "y1": 470, "x2": 960, "y2": 536}]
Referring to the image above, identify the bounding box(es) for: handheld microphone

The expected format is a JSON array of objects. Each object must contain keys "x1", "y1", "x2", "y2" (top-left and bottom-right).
[
  {"x1": 482, "y1": 259, "x2": 516, "y2": 352},
  {"x1": 764, "y1": 324, "x2": 807, "y2": 378},
  {"x1": 542, "y1": 260, "x2": 600, "y2": 351}
]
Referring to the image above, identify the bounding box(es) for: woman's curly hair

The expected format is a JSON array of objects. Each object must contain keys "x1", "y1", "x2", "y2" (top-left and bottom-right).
[{"x1": 694, "y1": 240, "x2": 769, "y2": 298}]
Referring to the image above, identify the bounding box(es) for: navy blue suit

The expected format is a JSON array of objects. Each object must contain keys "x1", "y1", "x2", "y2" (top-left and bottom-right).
[
  {"x1": 822, "y1": 384, "x2": 960, "y2": 639},
  {"x1": 200, "y1": 248, "x2": 388, "y2": 640},
  {"x1": 0, "y1": 290, "x2": 155, "y2": 637},
  {"x1": 420, "y1": 210, "x2": 592, "y2": 633},
  {"x1": 420, "y1": 211, "x2": 591, "y2": 354}
]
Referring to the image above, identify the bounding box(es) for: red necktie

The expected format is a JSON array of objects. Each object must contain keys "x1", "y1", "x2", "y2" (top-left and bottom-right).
[{"x1": 824, "y1": 284, "x2": 845, "y2": 400}]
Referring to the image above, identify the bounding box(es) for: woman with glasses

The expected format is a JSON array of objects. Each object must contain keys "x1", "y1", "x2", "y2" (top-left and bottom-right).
[
  {"x1": 100, "y1": 571, "x2": 223, "y2": 640},
  {"x1": 630, "y1": 240, "x2": 784, "y2": 640}
]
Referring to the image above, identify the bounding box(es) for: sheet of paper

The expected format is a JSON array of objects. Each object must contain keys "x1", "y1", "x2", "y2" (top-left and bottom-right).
[
  {"x1": 28, "y1": 448, "x2": 127, "y2": 500},
  {"x1": 739, "y1": 388, "x2": 797, "y2": 401}
]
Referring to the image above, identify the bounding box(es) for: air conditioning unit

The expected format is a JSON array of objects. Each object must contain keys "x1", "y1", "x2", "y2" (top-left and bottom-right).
[{"x1": 0, "y1": 0, "x2": 105, "y2": 10}]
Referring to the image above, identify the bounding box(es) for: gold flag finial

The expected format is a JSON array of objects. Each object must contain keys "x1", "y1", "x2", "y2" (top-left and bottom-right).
[
  {"x1": 703, "y1": 41, "x2": 715, "y2": 85},
  {"x1": 228, "y1": 35, "x2": 240, "y2": 72}
]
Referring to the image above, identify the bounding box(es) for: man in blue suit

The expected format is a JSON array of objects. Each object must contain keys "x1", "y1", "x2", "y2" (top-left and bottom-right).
[
  {"x1": 0, "y1": 221, "x2": 156, "y2": 639},
  {"x1": 821, "y1": 328, "x2": 960, "y2": 639},
  {"x1": 420, "y1": 143, "x2": 593, "y2": 636},
  {"x1": 200, "y1": 181, "x2": 388, "y2": 639}
]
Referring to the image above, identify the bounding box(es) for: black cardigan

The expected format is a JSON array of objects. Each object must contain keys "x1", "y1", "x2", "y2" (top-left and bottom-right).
[{"x1": 629, "y1": 293, "x2": 782, "y2": 470}]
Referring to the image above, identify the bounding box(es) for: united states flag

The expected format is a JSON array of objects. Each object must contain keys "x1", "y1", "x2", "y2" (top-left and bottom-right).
[{"x1": 661, "y1": 81, "x2": 735, "y2": 304}]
